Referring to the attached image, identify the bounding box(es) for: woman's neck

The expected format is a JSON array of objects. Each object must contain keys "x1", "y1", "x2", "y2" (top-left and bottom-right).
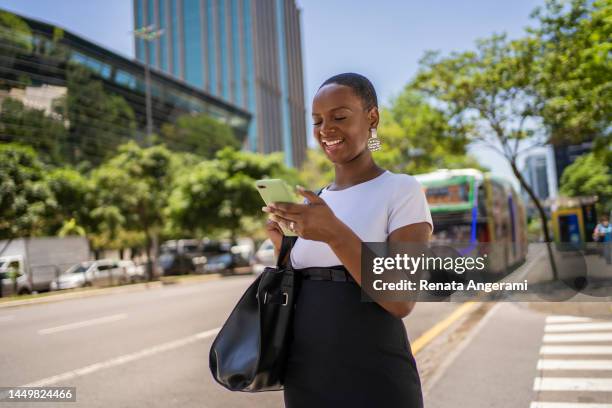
[{"x1": 330, "y1": 150, "x2": 385, "y2": 191}]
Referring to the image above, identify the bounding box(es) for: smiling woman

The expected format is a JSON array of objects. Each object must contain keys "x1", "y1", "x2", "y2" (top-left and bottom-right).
[{"x1": 262, "y1": 72, "x2": 433, "y2": 408}]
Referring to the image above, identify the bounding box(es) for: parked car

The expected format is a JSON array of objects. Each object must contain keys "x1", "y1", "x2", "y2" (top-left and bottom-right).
[
  {"x1": 118, "y1": 260, "x2": 146, "y2": 283},
  {"x1": 158, "y1": 252, "x2": 196, "y2": 276},
  {"x1": 50, "y1": 259, "x2": 126, "y2": 290},
  {"x1": 252, "y1": 239, "x2": 277, "y2": 275},
  {"x1": 203, "y1": 250, "x2": 252, "y2": 275}
]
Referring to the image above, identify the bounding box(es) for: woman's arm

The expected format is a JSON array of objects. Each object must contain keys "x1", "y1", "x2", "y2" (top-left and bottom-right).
[
  {"x1": 328, "y1": 221, "x2": 432, "y2": 319},
  {"x1": 265, "y1": 187, "x2": 432, "y2": 318}
]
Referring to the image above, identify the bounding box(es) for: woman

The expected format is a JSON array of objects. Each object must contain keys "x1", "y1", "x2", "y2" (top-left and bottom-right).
[{"x1": 263, "y1": 73, "x2": 432, "y2": 408}]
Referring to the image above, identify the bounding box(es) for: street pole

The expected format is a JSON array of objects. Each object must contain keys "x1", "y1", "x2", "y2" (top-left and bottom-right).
[
  {"x1": 132, "y1": 25, "x2": 164, "y2": 138},
  {"x1": 131, "y1": 25, "x2": 164, "y2": 280},
  {"x1": 144, "y1": 40, "x2": 153, "y2": 137}
]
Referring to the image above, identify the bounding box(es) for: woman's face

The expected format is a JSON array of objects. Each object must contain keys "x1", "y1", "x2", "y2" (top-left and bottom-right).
[{"x1": 311, "y1": 84, "x2": 378, "y2": 163}]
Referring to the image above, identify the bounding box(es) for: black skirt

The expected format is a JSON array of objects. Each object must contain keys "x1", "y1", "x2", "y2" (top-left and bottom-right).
[{"x1": 283, "y1": 266, "x2": 423, "y2": 408}]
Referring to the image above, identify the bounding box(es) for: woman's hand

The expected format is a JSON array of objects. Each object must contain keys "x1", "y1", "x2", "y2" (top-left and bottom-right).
[
  {"x1": 265, "y1": 219, "x2": 284, "y2": 255},
  {"x1": 262, "y1": 186, "x2": 343, "y2": 245}
]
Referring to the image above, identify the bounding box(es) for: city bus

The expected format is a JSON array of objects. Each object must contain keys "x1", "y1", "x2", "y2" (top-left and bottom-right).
[{"x1": 414, "y1": 169, "x2": 528, "y2": 275}]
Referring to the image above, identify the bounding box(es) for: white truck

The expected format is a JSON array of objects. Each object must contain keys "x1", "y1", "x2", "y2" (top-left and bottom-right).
[{"x1": 0, "y1": 236, "x2": 90, "y2": 297}]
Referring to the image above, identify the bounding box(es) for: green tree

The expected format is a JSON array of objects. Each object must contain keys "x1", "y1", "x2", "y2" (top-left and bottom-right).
[
  {"x1": 43, "y1": 167, "x2": 92, "y2": 235},
  {"x1": 64, "y1": 66, "x2": 136, "y2": 165},
  {"x1": 0, "y1": 98, "x2": 68, "y2": 164},
  {"x1": 0, "y1": 11, "x2": 32, "y2": 65},
  {"x1": 559, "y1": 152, "x2": 611, "y2": 212},
  {"x1": 93, "y1": 142, "x2": 175, "y2": 279},
  {"x1": 413, "y1": 34, "x2": 561, "y2": 275},
  {"x1": 160, "y1": 113, "x2": 241, "y2": 158},
  {"x1": 530, "y1": 0, "x2": 611, "y2": 149},
  {"x1": 375, "y1": 87, "x2": 483, "y2": 174},
  {"x1": 0, "y1": 144, "x2": 52, "y2": 240},
  {"x1": 168, "y1": 148, "x2": 296, "y2": 244}
]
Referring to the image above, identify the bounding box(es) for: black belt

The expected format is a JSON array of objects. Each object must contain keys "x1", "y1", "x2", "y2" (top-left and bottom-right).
[{"x1": 294, "y1": 266, "x2": 356, "y2": 283}]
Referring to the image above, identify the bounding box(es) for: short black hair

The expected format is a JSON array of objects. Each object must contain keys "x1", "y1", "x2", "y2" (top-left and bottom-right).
[{"x1": 319, "y1": 72, "x2": 378, "y2": 111}]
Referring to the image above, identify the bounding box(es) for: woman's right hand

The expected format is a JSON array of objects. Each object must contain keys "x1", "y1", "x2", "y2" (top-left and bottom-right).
[{"x1": 265, "y1": 218, "x2": 283, "y2": 255}]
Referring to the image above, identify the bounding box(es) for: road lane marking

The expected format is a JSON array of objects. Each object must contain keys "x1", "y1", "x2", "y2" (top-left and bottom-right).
[
  {"x1": 546, "y1": 316, "x2": 594, "y2": 324},
  {"x1": 0, "y1": 315, "x2": 14, "y2": 322},
  {"x1": 546, "y1": 322, "x2": 612, "y2": 332},
  {"x1": 411, "y1": 302, "x2": 478, "y2": 355},
  {"x1": 537, "y1": 359, "x2": 612, "y2": 370},
  {"x1": 533, "y1": 377, "x2": 612, "y2": 392},
  {"x1": 543, "y1": 333, "x2": 612, "y2": 343},
  {"x1": 22, "y1": 327, "x2": 221, "y2": 387},
  {"x1": 540, "y1": 345, "x2": 612, "y2": 355},
  {"x1": 531, "y1": 403, "x2": 612, "y2": 408},
  {"x1": 38, "y1": 314, "x2": 128, "y2": 335}
]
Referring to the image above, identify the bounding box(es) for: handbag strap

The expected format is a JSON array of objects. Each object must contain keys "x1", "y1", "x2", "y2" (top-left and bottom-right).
[{"x1": 275, "y1": 185, "x2": 327, "y2": 268}]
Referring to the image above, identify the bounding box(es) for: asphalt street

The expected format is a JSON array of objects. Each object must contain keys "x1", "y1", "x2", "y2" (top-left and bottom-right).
[
  {"x1": 0, "y1": 274, "x2": 460, "y2": 408},
  {"x1": 1, "y1": 256, "x2": 609, "y2": 407}
]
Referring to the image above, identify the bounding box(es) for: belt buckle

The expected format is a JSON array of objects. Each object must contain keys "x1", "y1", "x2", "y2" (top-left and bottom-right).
[{"x1": 330, "y1": 269, "x2": 347, "y2": 282}]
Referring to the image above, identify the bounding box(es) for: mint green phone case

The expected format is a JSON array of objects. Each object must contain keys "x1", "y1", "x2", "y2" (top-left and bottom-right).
[{"x1": 255, "y1": 179, "x2": 299, "y2": 236}]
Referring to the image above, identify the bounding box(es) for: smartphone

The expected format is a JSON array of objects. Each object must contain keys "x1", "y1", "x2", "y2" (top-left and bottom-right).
[{"x1": 255, "y1": 179, "x2": 299, "y2": 236}]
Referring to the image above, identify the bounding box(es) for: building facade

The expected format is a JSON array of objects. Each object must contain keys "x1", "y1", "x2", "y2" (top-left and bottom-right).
[
  {"x1": 0, "y1": 9, "x2": 251, "y2": 158},
  {"x1": 134, "y1": 0, "x2": 307, "y2": 167},
  {"x1": 520, "y1": 147, "x2": 558, "y2": 205}
]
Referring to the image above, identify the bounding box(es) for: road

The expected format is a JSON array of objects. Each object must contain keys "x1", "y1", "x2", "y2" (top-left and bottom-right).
[
  {"x1": 0, "y1": 252, "x2": 609, "y2": 407},
  {"x1": 0, "y1": 274, "x2": 460, "y2": 408}
]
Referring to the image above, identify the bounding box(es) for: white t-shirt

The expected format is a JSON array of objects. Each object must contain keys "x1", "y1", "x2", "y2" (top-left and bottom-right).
[{"x1": 289, "y1": 170, "x2": 433, "y2": 269}]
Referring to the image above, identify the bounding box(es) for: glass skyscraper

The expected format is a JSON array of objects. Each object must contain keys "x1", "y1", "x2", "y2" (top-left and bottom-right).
[{"x1": 134, "y1": 0, "x2": 307, "y2": 167}]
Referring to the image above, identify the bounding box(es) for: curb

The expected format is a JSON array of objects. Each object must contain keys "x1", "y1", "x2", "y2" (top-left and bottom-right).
[{"x1": 0, "y1": 273, "x2": 225, "y2": 309}]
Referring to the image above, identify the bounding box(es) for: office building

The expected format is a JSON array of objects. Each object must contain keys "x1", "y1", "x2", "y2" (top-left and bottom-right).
[
  {"x1": 134, "y1": 0, "x2": 307, "y2": 167},
  {"x1": 520, "y1": 147, "x2": 558, "y2": 204},
  {"x1": 0, "y1": 9, "x2": 251, "y2": 160}
]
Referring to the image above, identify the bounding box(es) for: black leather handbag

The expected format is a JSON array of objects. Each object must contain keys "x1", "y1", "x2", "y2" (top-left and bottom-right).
[{"x1": 209, "y1": 233, "x2": 299, "y2": 392}]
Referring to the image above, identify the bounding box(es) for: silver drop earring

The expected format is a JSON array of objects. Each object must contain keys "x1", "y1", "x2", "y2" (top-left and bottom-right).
[{"x1": 367, "y1": 127, "x2": 381, "y2": 151}]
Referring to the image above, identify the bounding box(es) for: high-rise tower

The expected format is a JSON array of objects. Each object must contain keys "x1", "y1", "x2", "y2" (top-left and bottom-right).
[{"x1": 134, "y1": 0, "x2": 307, "y2": 167}]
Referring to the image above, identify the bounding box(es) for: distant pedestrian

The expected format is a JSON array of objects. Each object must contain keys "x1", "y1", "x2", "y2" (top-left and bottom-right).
[{"x1": 593, "y1": 216, "x2": 611, "y2": 264}]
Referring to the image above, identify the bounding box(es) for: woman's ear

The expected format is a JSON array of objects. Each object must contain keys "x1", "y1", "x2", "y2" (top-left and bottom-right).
[{"x1": 368, "y1": 107, "x2": 380, "y2": 129}]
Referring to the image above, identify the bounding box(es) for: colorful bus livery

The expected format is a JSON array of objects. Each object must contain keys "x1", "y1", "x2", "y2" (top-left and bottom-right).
[{"x1": 415, "y1": 169, "x2": 528, "y2": 275}]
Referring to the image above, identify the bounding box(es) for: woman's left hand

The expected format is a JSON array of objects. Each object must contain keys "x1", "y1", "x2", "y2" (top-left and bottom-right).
[{"x1": 262, "y1": 186, "x2": 342, "y2": 244}]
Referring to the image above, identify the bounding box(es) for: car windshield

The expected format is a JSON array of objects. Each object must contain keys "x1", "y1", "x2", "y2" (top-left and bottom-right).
[
  {"x1": 67, "y1": 262, "x2": 92, "y2": 274},
  {"x1": 159, "y1": 254, "x2": 175, "y2": 268},
  {"x1": 212, "y1": 254, "x2": 232, "y2": 263}
]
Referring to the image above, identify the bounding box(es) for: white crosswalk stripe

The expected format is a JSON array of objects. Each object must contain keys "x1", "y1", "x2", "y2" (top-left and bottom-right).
[
  {"x1": 537, "y1": 359, "x2": 612, "y2": 371},
  {"x1": 543, "y1": 333, "x2": 612, "y2": 343},
  {"x1": 530, "y1": 403, "x2": 612, "y2": 408},
  {"x1": 545, "y1": 316, "x2": 595, "y2": 324},
  {"x1": 531, "y1": 315, "x2": 612, "y2": 407},
  {"x1": 540, "y1": 346, "x2": 612, "y2": 355},
  {"x1": 546, "y1": 323, "x2": 612, "y2": 333}
]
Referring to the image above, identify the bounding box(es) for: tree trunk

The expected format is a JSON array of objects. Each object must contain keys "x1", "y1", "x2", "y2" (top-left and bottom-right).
[
  {"x1": 144, "y1": 230, "x2": 153, "y2": 281},
  {"x1": 509, "y1": 160, "x2": 559, "y2": 280}
]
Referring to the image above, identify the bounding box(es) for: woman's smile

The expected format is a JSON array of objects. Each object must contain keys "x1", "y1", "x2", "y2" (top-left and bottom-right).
[{"x1": 321, "y1": 138, "x2": 346, "y2": 153}]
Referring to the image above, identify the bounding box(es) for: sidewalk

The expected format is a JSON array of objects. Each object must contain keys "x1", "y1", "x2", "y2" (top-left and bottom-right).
[
  {"x1": 425, "y1": 302, "x2": 612, "y2": 407},
  {"x1": 425, "y1": 303, "x2": 545, "y2": 407}
]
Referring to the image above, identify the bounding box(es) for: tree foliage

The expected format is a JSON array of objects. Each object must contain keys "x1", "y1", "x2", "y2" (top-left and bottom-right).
[
  {"x1": 375, "y1": 88, "x2": 483, "y2": 174},
  {"x1": 559, "y1": 152, "x2": 611, "y2": 212},
  {"x1": 530, "y1": 0, "x2": 611, "y2": 148},
  {"x1": 160, "y1": 113, "x2": 241, "y2": 159},
  {"x1": 168, "y1": 148, "x2": 296, "y2": 242},
  {"x1": 0, "y1": 144, "x2": 51, "y2": 239},
  {"x1": 63, "y1": 66, "x2": 136, "y2": 165},
  {"x1": 0, "y1": 98, "x2": 68, "y2": 164}
]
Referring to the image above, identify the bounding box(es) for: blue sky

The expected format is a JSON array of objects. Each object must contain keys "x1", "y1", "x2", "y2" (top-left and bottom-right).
[{"x1": 2, "y1": 0, "x2": 543, "y2": 185}]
